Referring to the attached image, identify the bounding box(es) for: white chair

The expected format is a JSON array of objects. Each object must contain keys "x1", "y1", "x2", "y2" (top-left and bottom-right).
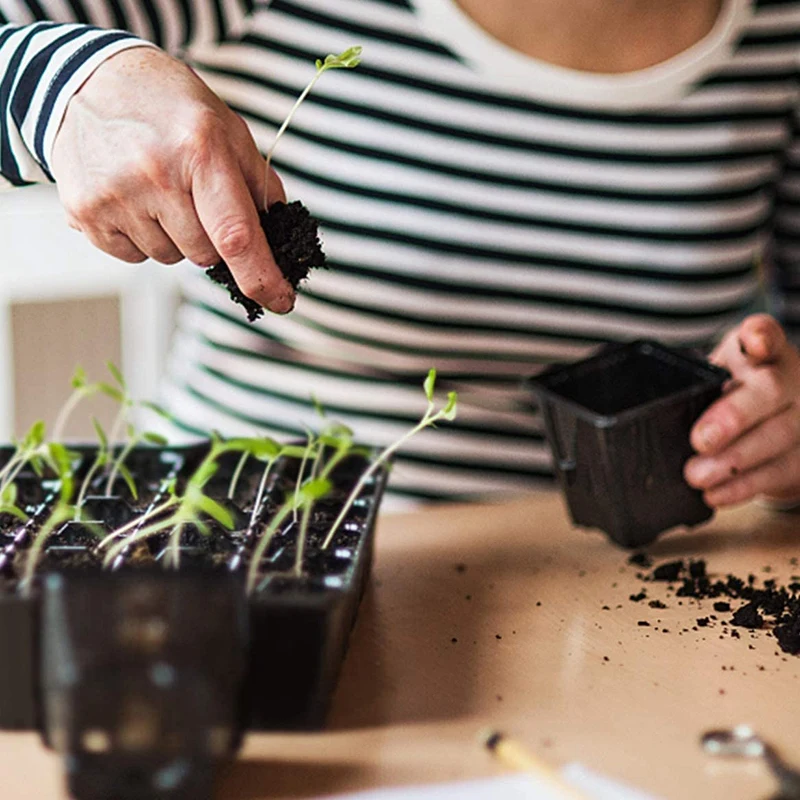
[{"x1": 0, "y1": 184, "x2": 178, "y2": 439}]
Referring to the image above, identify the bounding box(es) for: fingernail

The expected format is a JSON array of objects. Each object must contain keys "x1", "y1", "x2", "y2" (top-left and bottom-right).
[
  {"x1": 685, "y1": 458, "x2": 711, "y2": 487},
  {"x1": 267, "y1": 290, "x2": 295, "y2": 315},
  {"x1": 697, "y1": 423, "x2": 721, "y2": 451}
]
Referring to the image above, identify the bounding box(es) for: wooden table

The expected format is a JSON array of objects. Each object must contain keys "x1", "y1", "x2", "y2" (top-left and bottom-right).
[{"x1": 2, "y1": 493, "x2": 799, "y2": 800}]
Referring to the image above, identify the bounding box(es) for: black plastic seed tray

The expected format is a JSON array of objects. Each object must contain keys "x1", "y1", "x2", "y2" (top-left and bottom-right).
[{"x1": 0, "y1": 441, "x2": 387, "y2": 798}]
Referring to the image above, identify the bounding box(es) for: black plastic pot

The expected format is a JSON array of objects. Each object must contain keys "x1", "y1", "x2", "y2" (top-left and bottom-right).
[
  {"x1": 0, "y1": 442, "x2": 388, "y2": 798},
  {"x1": 529, "y1": 340, "x2": 729, "y2": 548}
]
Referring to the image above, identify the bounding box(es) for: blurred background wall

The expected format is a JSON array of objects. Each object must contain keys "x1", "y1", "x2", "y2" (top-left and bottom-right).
[{"x1": 0, "y1": 185, "x2": 178, "y2": 441}]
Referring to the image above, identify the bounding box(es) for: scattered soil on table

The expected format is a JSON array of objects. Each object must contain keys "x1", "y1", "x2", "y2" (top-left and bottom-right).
[
  {"x1": 206, "y1": 201, "x2": 326, "y2": 322},
  {"x1": 623, "y1": 554, "x2": 800, "y2": 656}
]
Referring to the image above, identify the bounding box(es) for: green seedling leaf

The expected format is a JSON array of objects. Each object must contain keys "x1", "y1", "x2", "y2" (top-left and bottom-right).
[
  {"x1": 316, "y1": 46, "x2": 362, "y2": 71},
  {"x1": 92, "y1": 418, "x2": 109, "y2": 450},
  {"x1": 143, "y1": 432, "x2": 168, "y2": 446},
  {"x1": 1, "y1": 483, "x2": 17, "y2": 506},
  {"x1": 117, "y1": 463, "x2": 138, "y2": 501},
  {"x1": 97, "y1": 382, "x2": 124, "y2": 403},
  {"x1": 252, "y1": 438, "x2": 282, "y2": 460},
  {"x1": 300, "y1": 477, "x2": 332, "y2": 501},
  {"x1": 443, "y1": 391, "x2": 458, "y2": 420},
  {"x1": 106, "y1": 361, "x2": 126, "y2": 390},
  {"x1": 196, "y1": 495, "x2": 235, "y2": 529},
  {"x1": 71, "y1": 366, "x2": 87, "y2": 389},
  {"x1": 323, "y1": 422, "x2": 354, "y2": 439},
  {"x1": 141, "y1": 401, "x2": 174, "y2": 421},
  {"x1": 317, "y1": 433, "x2": 350, "y2": 449},
  {"x1": 0, "y1": 503, "x2": 28, "y2": 522},
  {"x1": 190, "y1": 459, "x2": 219, "y2": 489},
  {"x1": 28, "y1": 454, "x2": 44, "y2": 477},
  {"x1": 24, "y1": 420, "x2": 46, "y2": 450},
  {"x1": 281, "y1": 445, "x2": 309, "y2": 459},
  {"x1": 423, "y1": 369, "x2": 437, "y2": 402}
]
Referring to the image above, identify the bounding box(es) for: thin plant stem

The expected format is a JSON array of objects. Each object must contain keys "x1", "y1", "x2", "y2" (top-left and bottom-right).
[
  {"x1": 101, "y1": 515, "x2": 176, "y2": 567},
  {"x1": 249, "y1": 459, "x2": 276, "y2": 531},
  {"x1": 104, "y1": 437, "x2": 135, "y2": 496},
  {"x1": 74, "y1": 457, "x2": 104, "y2": 519},
  {"x1": 228, "y1": 451, "x2": 250, "y2": 500},
  {"x1": 164, "y1": 521, "x2": 186, "y2": 569},
  {"x1": 51, "y1": 393, "x2": 85, "y2": 442},
  {"x1": 263, "y1": 73, "x2": 323, "y2": 210},
  {"x1": 246, "y1": 501, "x2": 294, "y2": 594},
  {"x1": 293, "y1": 433, "x2": 316, "y2": 524},
  {"x1": 320, "y1": 421, "x2": 428, "y2": 551},
  {"x1": 97, "y1": 496, "x2": 177, "y2": 551},
  {"x1": 20, "y1": 505, "x2": 71, "y2": 597}
]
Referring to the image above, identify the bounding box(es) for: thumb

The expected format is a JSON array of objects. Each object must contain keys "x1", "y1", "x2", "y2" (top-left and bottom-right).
[{"x1": 737, "y1": 314, "x2": 786, "y2": 366}]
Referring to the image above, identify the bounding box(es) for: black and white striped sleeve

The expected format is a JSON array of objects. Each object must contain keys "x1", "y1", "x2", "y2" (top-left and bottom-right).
[
  {"x1": 0, "y1": 1, "x2": 256, "y2": 187},
  {"x1": 0, "y1": 22, "x2": 156, "y2": 185},
  {"x1": 0, "y1": 0, "x2": 255, "y2": 54}
]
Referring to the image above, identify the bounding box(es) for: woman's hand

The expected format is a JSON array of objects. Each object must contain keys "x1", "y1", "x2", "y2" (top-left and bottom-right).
[
  {"x1": 50, "y1": 46, "x2": 294, "y2": 313},
  {"x1": 684, "y1": 314, "x2": 800, "y2": 507}
]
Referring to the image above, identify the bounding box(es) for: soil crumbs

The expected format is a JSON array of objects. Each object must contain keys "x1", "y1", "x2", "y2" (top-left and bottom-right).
[
  {"x1": 206, "y1": 201, "x2": 326, "y2": 322},
  {"x1": 625, "y1": 554, "x2": 800, "y2": 655}
]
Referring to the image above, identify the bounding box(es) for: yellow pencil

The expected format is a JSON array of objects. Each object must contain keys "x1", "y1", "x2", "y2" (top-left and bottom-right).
[{"x1": 481, "y1": 730, "x2": 588, "y2": 799}]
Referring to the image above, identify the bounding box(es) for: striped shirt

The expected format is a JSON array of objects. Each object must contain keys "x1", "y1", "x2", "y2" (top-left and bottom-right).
[{"x1": 2, "y1": 0, "x2": 800, "y2": 502}]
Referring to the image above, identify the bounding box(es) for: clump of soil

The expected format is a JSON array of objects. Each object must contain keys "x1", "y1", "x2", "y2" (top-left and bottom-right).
[
  {"x1": 206, "y1": 201, "x2": 326, "y2": 322},
  {"x1": 625, "y1": 553, "x2": 800, "y2": 655}
]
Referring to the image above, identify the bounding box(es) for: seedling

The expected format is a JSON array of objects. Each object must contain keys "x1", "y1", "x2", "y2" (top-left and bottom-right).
[
  {"x1": 20, "y1": 442, "x2": 77, "y2": 596},
  {"x1": 246, "y1": 474, "x2": 331, "y2": 594},
  {"x1": 73, "y1": 418, "x2": 110, "y2": 517},
  {"x1": 51, "y1": 366, "x2": 107, "y2": 442},
  {"x1": 98, "y1": 362, "x2": 169, "y2": 498},
  {"x1": 0, "y1": 419, "x2": 48, "y2": 505},
  {"x1": 98, "y1": 436, "x2": 271, "y2": 568},
  {"x1": 262, "y1": 46, "x2": 362, "y2": 209},
  {"x1": 320, "y1": 369, "x2": 457, "y2": 550}
]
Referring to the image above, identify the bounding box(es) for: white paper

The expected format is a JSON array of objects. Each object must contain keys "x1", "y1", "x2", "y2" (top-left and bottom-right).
[{"x1": 318, "y1": 767, "x2": 660, "y2": 800}]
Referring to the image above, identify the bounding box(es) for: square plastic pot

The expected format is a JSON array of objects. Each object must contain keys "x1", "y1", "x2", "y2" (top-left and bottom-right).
[{"x1": 528, "y1": 340, "x2": 729, "y2": 548}]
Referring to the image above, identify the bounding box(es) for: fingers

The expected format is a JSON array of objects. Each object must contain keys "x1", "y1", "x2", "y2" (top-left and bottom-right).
[
  {"x1": 692, "y1": 316, "x2": 796, "y2": 455},
  {"x1": 710, "y1": 314, "x2": 786, "y2": 370},
  {"x1": 685, "y1": 404, "x2": 800, "y2": 491},
  {"x1": 155, "y1": 200, "x2": 219, "y2": 267},
  {"x1": 83, "y1": 227, "x2": 147, "y2": 264},
  {"x1": 737, "y1": 314, "x2": 786, "y2": 364},
  {"x1": 126, "y1": 217, "x2": 184, "y2": 265},
  {"x1": 192, "y1": 146, "x2": 294, "y2": 313},
  {"x1": 691, "y1": 370, "x2": 790, "y2": 455},
  {"x1": 695, "y1": 447, "x2": 800, "y2": 507}
]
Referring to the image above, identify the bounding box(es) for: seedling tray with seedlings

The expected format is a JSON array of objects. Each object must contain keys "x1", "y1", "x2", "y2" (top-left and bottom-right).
[{"x1": 0, "y1": 365, "x2": 456, "y2": 800}]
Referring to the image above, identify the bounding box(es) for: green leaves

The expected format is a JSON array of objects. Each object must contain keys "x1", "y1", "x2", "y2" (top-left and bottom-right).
[
  {"x1": 106, "y1": 361, "x2": 126, "y2": 390},
  {"x1": 142, "y1": 432, "x2": 168, "y2": 446},
  {"x1": 196, "y1": 495, "x2": 235, "y2": 530},
  {"x1": 443, "y1": 391, "x2": 458, "y2": 421},
  {"x1": 315, "y1": 45, "x2": 362, "y2": 72},
  {"x1": 424, "y1": 368, "x2": 437, "y2": 403},
  {"x1": 92, "y1": 418, "x2": 109, "y2": 451},
  {"x1": 71, "y1": 366, "x2": 87, "y2": 389}
]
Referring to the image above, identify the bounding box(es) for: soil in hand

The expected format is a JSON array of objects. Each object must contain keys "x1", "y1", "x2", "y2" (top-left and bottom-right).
[{"x1": 206, "y1": 201, "x2": 326, "y2": 322}]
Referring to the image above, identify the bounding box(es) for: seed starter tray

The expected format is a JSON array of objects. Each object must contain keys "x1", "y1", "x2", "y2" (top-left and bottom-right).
[{"x1": 0, "y1": 442, "x2": 388, "y2": 799}]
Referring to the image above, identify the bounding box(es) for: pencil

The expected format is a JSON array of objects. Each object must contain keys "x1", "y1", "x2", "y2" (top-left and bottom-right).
[{"x1": 481, "y1": 730, "x2": 587, "y2": 800}]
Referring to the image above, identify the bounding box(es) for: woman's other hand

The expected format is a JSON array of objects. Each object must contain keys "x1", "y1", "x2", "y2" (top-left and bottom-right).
[
  {"x1": 50, "y1": 46, "x2": 294, "y2": 313},
  {"x1": 684, "y1": 314, "x2": 800, "y2": 507}
]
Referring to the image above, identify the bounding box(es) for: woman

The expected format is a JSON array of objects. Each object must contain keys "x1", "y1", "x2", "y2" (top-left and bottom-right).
[{"x1": 1, "y1": 0, "x2": 799, "y2": 507}]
